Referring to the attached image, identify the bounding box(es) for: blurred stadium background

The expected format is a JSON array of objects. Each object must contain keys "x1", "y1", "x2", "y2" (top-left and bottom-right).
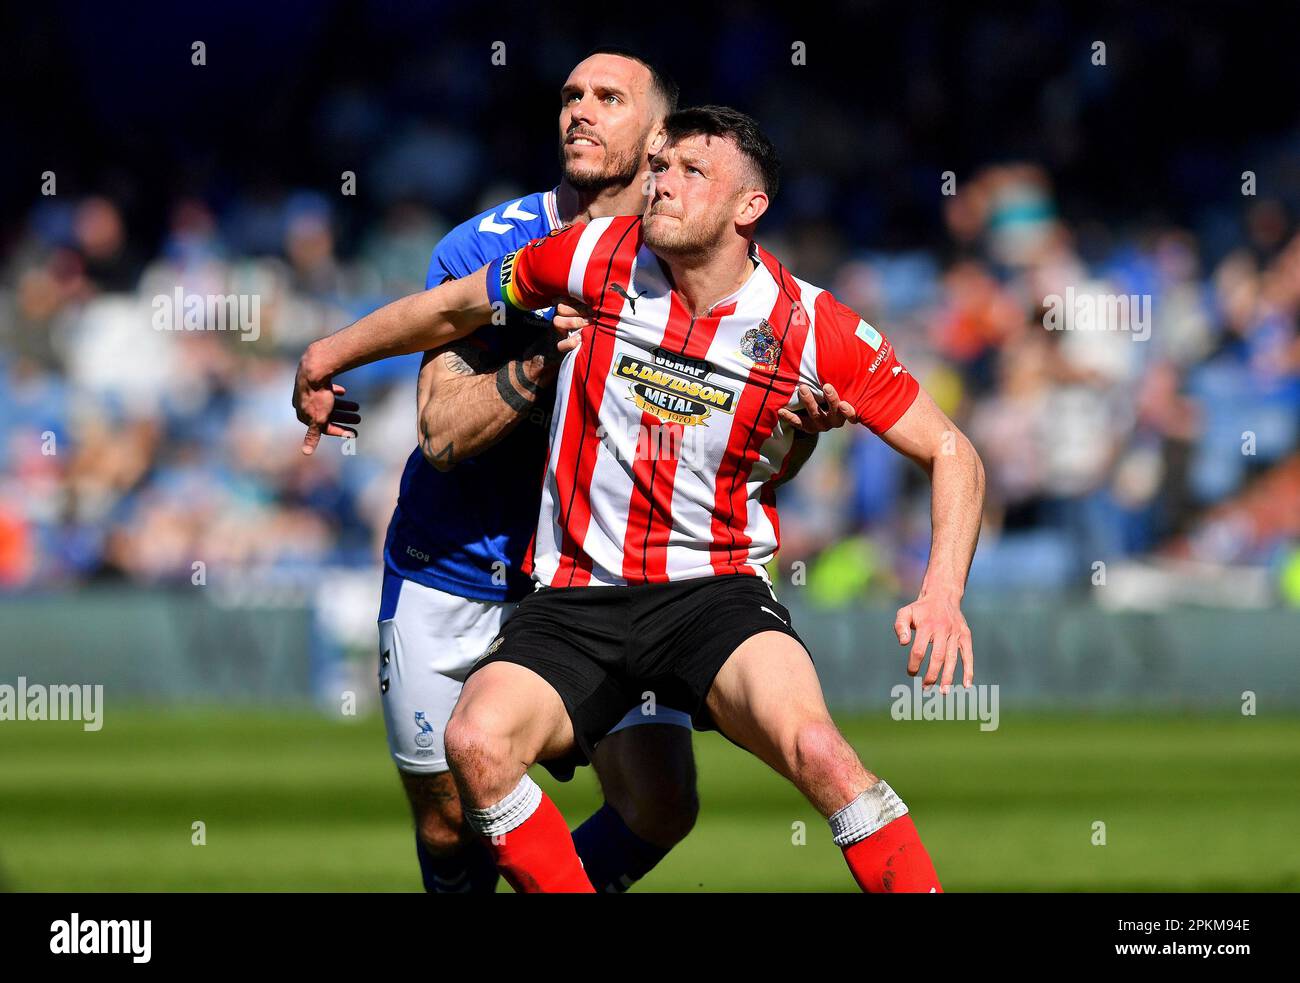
[{"x1": 1, "y1": 2, "x2": 1298, "y2": 891}]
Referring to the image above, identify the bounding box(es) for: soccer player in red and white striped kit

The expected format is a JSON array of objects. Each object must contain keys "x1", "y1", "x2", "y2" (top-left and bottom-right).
[{"x1": 295, "y1": 105, "x2": 985, "y2": 892}]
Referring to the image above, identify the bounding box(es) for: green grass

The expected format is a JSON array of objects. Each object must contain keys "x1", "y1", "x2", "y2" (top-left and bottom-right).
[{"x1": 2, "y1": 709, "x2": 1298, "y2": 891}]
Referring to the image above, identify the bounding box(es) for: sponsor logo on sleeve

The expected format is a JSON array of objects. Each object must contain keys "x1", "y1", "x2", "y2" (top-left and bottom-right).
[
  {"x1": 855, "y1": 319, "x2": 883, "y2": 351},
  {"x1": 868, "y1": 340, "x2": 893, "y2": 373}
]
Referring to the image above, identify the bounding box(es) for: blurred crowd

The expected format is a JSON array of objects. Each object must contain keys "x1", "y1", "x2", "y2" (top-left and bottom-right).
[
  {"x1": 778, "y1": 164, "x2": 1300, "y2": 604},
  {"x1": 3, "y1": 158, "x2": 1298, "y2": 604}
]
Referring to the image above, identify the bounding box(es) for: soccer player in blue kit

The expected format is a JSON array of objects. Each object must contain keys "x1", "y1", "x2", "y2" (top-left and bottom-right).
[{"x1": 302, "y1": 49, "x2": 852, "y2": 894}]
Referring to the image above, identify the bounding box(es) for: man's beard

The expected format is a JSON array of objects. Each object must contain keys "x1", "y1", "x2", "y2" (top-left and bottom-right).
[
  {"x1": 643, "y1": 209, "x2": 726, "y2": 257},
  {"x1": 560, "y1": 135, "x2": 645, "y2": 193}
]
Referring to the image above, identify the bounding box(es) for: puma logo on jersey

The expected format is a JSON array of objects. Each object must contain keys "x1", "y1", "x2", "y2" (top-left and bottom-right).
[
  {"x1": 610, "y1": 282, "x2": 640, "y2": 314},
  {"x1": 760, "y1": 605, "x2": 788, "y2": 625}
]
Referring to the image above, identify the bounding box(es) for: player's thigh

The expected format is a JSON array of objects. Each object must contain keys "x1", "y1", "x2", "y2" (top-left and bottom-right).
[
  {"x1": 454, "y1": 584, "x2": 636, "y2": 775},
  {"x1": 377, "y1": 574, "x2": 512, "y2": 774},
  {"x1": 705, "y1": 629, "x2": 836, "y2": 779},
  {"x1": 451, "y1": 660, "x2": 576, "y2": 765},
  {"x1": 378, "y1": 628, "x2": 467, "y2": 775}
]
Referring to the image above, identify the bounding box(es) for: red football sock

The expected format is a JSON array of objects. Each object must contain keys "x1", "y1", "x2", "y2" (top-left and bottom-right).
[
  {"x1": 483, "y1": 791, "x2": 594, "y2": 893},
  {"x1": 841, "y1": 814, "x2": 943, "y2": 893}
]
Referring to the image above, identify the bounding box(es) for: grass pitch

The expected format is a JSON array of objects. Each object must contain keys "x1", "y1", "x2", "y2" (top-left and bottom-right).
[{"x1": 3, "y1": 708, "x2": 1297, "y2": 891}]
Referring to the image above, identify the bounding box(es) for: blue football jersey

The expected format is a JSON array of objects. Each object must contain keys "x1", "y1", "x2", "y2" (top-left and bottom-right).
[{"x1": 382, "y1": 188, "x2": 562, "y2": 602}]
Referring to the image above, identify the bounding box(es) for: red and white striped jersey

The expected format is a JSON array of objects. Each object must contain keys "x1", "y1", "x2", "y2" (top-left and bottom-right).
[{"x1": 485, "y1": 215, "x2": 919, "y2": 588}]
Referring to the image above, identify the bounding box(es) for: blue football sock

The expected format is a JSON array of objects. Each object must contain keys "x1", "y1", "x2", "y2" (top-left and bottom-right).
[
  {"x1": 415, "y1": 832, "x2": 499, "y2": 894},
  {"x1": 571, "y1": 802, "x2": 670, "y2": 893}
]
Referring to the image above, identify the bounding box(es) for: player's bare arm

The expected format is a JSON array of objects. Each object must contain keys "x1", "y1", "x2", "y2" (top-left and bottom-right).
[
  {"x1": 416, "y1": 331, "x2": 562, "y2": 472},
  {"x1": 293, "y1": 266, "x2": 504, "y2": 454},
  {"x1": 878, "y1": 388, "x2": 986, "y2": 693}
]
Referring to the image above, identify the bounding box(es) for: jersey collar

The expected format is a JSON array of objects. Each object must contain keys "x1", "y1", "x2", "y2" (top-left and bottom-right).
[
  {"x1": 544, "y1": 187, "x2": 562, "y2": 232},
  {"x1": 647, "y1": 239, "x2": 764, "y2": 317}
]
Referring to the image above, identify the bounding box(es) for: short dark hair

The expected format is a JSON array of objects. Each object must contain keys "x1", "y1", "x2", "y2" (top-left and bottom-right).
[
  {"x1": 584, "y1": 46, "x2": 680, "y2": 115},
  {"x1": 663, "y1": 105, "x2": 781, "y2": 199}
]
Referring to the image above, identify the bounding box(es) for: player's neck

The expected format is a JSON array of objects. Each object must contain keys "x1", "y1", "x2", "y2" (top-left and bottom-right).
[
  {"x1": 661, "y1": 239, "x2": 758, "y2": 316},
  {"x1": 556, "y1": 179, "x2": 647, "y2": 226}
]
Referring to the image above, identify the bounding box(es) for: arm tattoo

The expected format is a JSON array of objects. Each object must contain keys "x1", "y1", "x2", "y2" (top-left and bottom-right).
[
  {"x1": 494, "y1": 360, "x2": 537, "y2": 413},
  {"x1": 423, "y1": 437, "x2": 454, "y2": 469},
  {"x1": 511, "y1": 360, "x2": 541, "y2": 397},
  {"x1": 439, "y1": 343, "x2": 479, "y2": 376}
]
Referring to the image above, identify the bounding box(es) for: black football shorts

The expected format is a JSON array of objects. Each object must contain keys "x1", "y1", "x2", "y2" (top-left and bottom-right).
[{"x1": 467, "y1": 573, "x2": 809, "y2": 780}]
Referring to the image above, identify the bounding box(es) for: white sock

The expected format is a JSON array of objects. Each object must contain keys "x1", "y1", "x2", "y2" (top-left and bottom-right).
[
  {"x1": 828, "y1": 780, "x2": 909, "y2": 847},
  {"x1": 463, "y1": 774, "x2": 542, "y2": 838}
]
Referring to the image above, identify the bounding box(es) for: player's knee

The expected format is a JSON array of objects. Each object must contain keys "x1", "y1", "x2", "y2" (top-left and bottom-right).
[
  {"x1": 615, "y1": 781, "x2": 699, "y2": 846},
  {"x1": 788, "y1": 718, "x2": 852, "y2": 783},
  {"x1": 444, "y1": 709, "x2": 515, "y2": 788}
]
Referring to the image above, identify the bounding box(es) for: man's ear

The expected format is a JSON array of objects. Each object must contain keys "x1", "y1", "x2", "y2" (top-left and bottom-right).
[
  {"x1": 736, "y1": 188, "x2": 769, "y2": 229},
  {"x1": 647, "y1": 125, "x2": 668, "y2": 156}
]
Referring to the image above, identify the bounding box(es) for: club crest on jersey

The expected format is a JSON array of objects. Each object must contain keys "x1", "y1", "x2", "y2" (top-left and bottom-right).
[
  {"x1": 413, "y1": 711, "x2": 435, "y2": 750},
  {"x1": 740, "y1": 319, "x2": 781, "y2": 369},
  {"x1": 613, "y1": 347, "x2": 738, "y2": 427}
]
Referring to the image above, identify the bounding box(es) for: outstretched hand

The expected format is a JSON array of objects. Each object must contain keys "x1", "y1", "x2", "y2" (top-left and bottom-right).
[
  {"x1": 894, "y1": 591, "x2": 974, "y2": 693},
  {"x1": 293, "y1": 355, "x2": 360, "y2": 455}
]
